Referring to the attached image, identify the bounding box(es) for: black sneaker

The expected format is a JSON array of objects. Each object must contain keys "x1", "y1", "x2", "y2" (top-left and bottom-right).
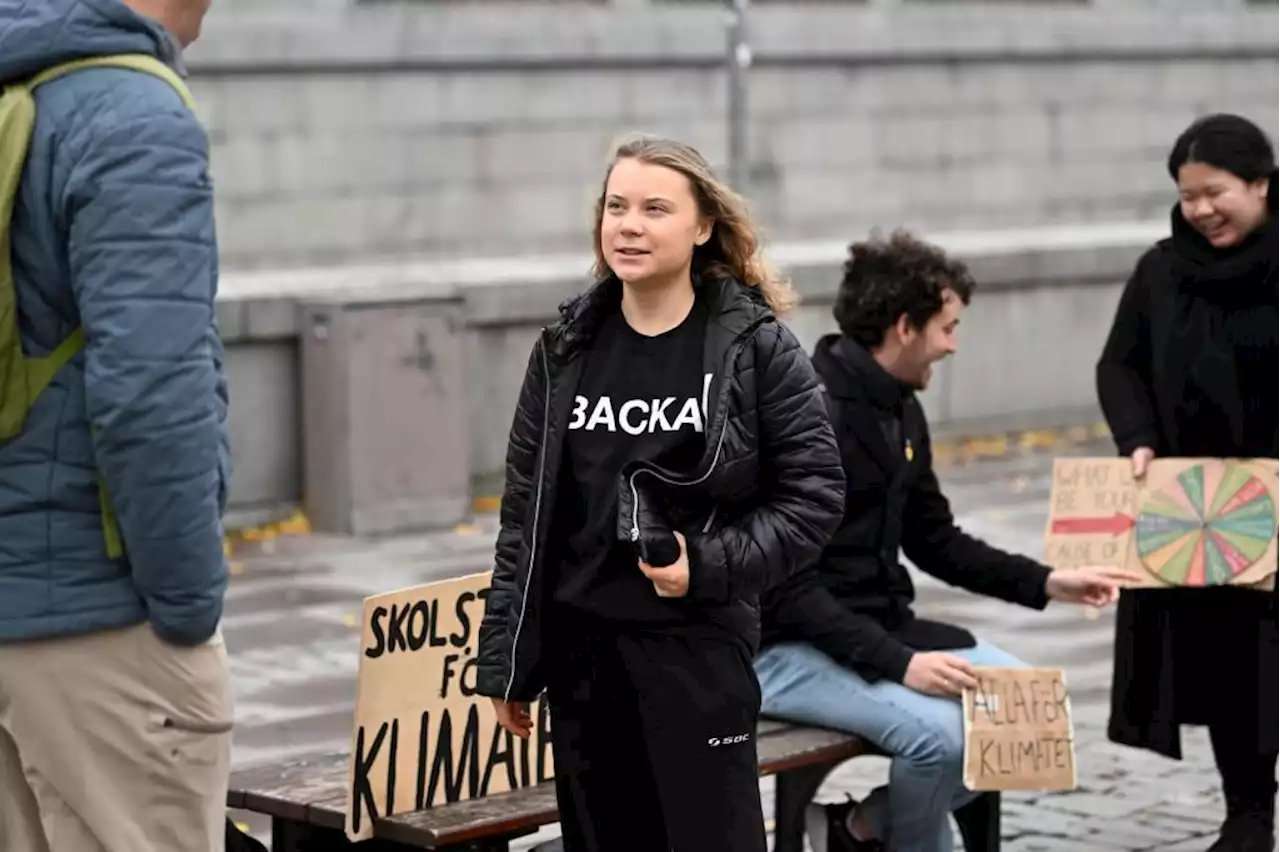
[
  {"x1": 804, "y1": 796, "x2": 884, "y2": 852},
  {"x1": 1206, "y1": 811, "x2": 1277, "y2": 852}
]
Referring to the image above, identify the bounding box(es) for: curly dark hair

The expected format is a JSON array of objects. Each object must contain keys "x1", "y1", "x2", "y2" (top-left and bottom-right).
[{"x1": 832, "y1": 229, "x2": 975, "y2": 348}]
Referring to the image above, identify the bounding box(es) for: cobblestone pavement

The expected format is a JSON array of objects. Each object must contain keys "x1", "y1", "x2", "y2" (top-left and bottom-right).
[
  {"x1": 801, "y1": 724, "x2": 1229, "y2": 852},
  {"x1": 223, "y1": 441, "x2": 1255, "y2": 850}
]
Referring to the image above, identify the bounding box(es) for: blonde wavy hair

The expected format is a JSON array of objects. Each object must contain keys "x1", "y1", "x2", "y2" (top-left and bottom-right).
[{"x1": 590, "y1": 133, "x2": 798, "y2": 316}]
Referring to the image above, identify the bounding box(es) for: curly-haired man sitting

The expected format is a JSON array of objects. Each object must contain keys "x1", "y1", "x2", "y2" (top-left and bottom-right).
[{"x1": 755, "y1": 230, "x2": 1137, "y2": 852}]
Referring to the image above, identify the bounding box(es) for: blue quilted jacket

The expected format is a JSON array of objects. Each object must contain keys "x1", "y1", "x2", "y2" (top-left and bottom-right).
[{"x1": 0, "y1": 0, "x2": 231, "y2": 646}]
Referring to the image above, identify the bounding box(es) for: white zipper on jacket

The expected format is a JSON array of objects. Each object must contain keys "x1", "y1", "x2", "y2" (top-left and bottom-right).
[
  {"x1": 701, "y1": 504, "x2": 719, "y2": 534},
  {"x1": 504, "y1": 337, "x2": 552, "y2": 702},
  {"x1": 627, "y1": 321, "x2": 767, "y2": 543},
  {"x1": 629, "y1": 412, "x2": 729, "y2": 543}
]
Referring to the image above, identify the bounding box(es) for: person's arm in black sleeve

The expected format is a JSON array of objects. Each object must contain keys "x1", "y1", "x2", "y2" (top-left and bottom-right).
[
  {"x1": 900, "y1": 424, "x2": 1050, "y2": 610},
  {"x1": 684, "y1": 322, "x2": 846, "y2": 603},
  {"x1": 764, "y1": 568, "x2": 915, "y2": 682},
  {"x1": 1096, "y1": 254, "x2": 1161, "y2": 456},
  {"x1": 476, "y1": 338, "x2": 547, "y2": 699}
]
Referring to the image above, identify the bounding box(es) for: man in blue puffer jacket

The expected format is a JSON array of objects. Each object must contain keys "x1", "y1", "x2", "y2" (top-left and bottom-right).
[{"x1": 0, "y1": 1, "x2": 233, "y2": 850}]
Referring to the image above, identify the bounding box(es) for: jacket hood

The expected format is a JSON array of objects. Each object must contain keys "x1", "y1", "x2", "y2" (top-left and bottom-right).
[
  {"x1": 812, "y1": 333, "x2": 914, "y2": 410},
  {"x1": 810, "y1": 333, "x2": 849, "y2": 395},
  {"x1": 0, "y1": 0, "x2": 177, "y2": 84},
  {"x1": 811, "y1": 333, "x2": 841, "y2": 364}
]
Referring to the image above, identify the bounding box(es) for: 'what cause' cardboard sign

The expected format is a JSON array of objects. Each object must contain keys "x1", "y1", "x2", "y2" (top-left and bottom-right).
[
  {"x1": 344, "y1": 571, "x2": 554, "y2": 842},
  {"x1": 1044, "y1": 457, "x2": 1278, "y2": 590}
]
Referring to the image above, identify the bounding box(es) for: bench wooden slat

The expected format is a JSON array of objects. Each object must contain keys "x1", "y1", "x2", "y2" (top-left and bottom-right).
[
  {"x1": 381, "y1": 782, "x2": 560, "y2": 846},
  {"x1": 226, "y1": 720, "x2": 873, "y2": 846},
  {"x1": 755, "y1": 718, "x2": 791, "y2": 737},
  {"x1": 388, "y1": 724, "x2": 878, "y2": 845},
  {"x1": 305, "y1": 784, "x2": 359, "y2": 831},
  {"x1": 757, "y1": 723, "x2": 876, "y2": 774},
  {"x1": 231, "y1": 752, "x2": 347, "y2": 824}
]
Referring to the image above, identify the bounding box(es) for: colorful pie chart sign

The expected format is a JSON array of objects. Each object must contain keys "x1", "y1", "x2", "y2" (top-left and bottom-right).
[{"x1": 1136, "y1": 461, "x2": 1278, "y2": 587}]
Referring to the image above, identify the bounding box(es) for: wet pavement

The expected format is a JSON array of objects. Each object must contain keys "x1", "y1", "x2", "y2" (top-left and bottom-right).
[{"x1": 223, "y1": 440, "x2": 1243, "y2": 850}]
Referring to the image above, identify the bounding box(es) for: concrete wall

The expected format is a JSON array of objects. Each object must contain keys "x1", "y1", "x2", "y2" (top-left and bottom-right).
[
  {"x1": 215, "y1": 221, "x2": 1165, "y2": 530},
  {"x1": 184, "y1": 2, "x2": 1278, "y2": 270}
]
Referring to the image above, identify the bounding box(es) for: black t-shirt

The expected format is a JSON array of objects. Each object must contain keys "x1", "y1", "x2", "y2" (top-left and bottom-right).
[{"x1": 552, "y1": 299, "x2": 710, "y2": 625}]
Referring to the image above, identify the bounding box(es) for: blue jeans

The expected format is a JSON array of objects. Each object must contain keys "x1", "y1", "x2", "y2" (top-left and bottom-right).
[{"x1": 755, "y1": 640, "x2": 1025, "y2": 852}]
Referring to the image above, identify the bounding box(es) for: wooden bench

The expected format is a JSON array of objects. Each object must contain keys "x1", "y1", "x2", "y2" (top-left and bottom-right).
[{"x1": 227, "y1": 719, "x2": 1000, "y2": 851}]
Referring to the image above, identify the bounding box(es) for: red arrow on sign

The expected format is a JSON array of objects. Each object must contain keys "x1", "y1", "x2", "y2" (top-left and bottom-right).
[{"x1": 1051, "y1": 513, "x2": 1136, "y2": 536}]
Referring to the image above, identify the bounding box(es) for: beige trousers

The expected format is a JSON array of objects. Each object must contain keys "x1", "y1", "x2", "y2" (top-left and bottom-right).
[{"x1": 0, "y1": 621, "x2": 234, "y2": 852}]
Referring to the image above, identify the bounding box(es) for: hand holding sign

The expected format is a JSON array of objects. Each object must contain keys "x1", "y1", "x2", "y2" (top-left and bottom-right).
[
  {"x1": 904, "y1": 652, "x2": 978, "y2": 698},
  {"x1": 1131, "y1": 447, "x2": 1155, "y2": 479},
  {"x1": 639, "y1": 530, "x2": 690, "y2": 598}
]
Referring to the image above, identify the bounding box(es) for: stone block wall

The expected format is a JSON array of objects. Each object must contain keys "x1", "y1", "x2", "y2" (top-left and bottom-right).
[{"x1": 185, "y1": 2, "x2": 1279, "y2": 268}]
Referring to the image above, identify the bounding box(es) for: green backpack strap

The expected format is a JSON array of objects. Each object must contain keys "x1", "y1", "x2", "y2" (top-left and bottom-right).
[
  {"x1": 28, "y1": 54, "x2": 196, "y2": 111},
  {"x1": 0, "y1": 69, "x2": 39, "y2": 440},
  {"x1": 1, "y1": 54, "x2": 197, "y2": 560}
]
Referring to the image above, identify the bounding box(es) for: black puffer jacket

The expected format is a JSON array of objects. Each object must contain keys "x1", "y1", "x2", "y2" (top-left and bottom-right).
[{"x1": 476, "y1": 275, "x2": 846, "y2": 702}]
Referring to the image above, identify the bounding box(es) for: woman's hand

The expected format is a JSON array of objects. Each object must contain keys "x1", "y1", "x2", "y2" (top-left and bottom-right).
[
  {"x1": 639, "y1": 530, "x2": 690, "y2": 598},
  {"x1": 1045, "y1": 566, "x2": 1146, "y2": 607},
  {"x1": 491, "y1": 698, "x2": 532, "y2": 739},
  {"x1": 1131, "y1": 446, "x2": 1155, "y2": 479}
]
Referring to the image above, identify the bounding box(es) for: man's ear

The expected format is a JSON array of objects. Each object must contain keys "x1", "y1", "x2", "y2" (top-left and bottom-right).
[{"x1": 893, "y1": 313, "x2": 916, "y2": 345}]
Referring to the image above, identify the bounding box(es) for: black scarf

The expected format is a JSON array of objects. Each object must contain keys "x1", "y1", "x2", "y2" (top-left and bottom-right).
[
  {"x1": 1162, "y1": 180, "x2": 1278, "y2": 455},
  {"x1": 1167, "y1": 184, "x2": 1277, "y2": 308}
]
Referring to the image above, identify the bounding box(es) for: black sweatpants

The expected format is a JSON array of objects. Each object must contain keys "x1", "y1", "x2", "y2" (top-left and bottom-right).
[{"x1": 545, "y1": 619, "x2": 767, "y2": 852}]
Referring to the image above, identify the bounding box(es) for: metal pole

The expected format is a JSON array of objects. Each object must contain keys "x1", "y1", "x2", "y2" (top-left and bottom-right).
[{"x1": 726, "y1": 0, "x2": 751, "y2": 194}]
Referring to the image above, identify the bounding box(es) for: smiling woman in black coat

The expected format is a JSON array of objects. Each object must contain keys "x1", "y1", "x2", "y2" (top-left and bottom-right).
[{"x1": 1096, "y1": 113, "x2": 1278, "y2": 852}]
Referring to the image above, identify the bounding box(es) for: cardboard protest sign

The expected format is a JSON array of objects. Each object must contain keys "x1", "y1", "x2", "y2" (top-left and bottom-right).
[
  {"x1": 962, "y1": 667, "x2": 1077, "y2": 792},
  {"x1": 1044, "y1": 457, "x2": 1279, "y2": 590},
  {"x1": 344, "y1": 571, "x2": 554, "y2": 842}
]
